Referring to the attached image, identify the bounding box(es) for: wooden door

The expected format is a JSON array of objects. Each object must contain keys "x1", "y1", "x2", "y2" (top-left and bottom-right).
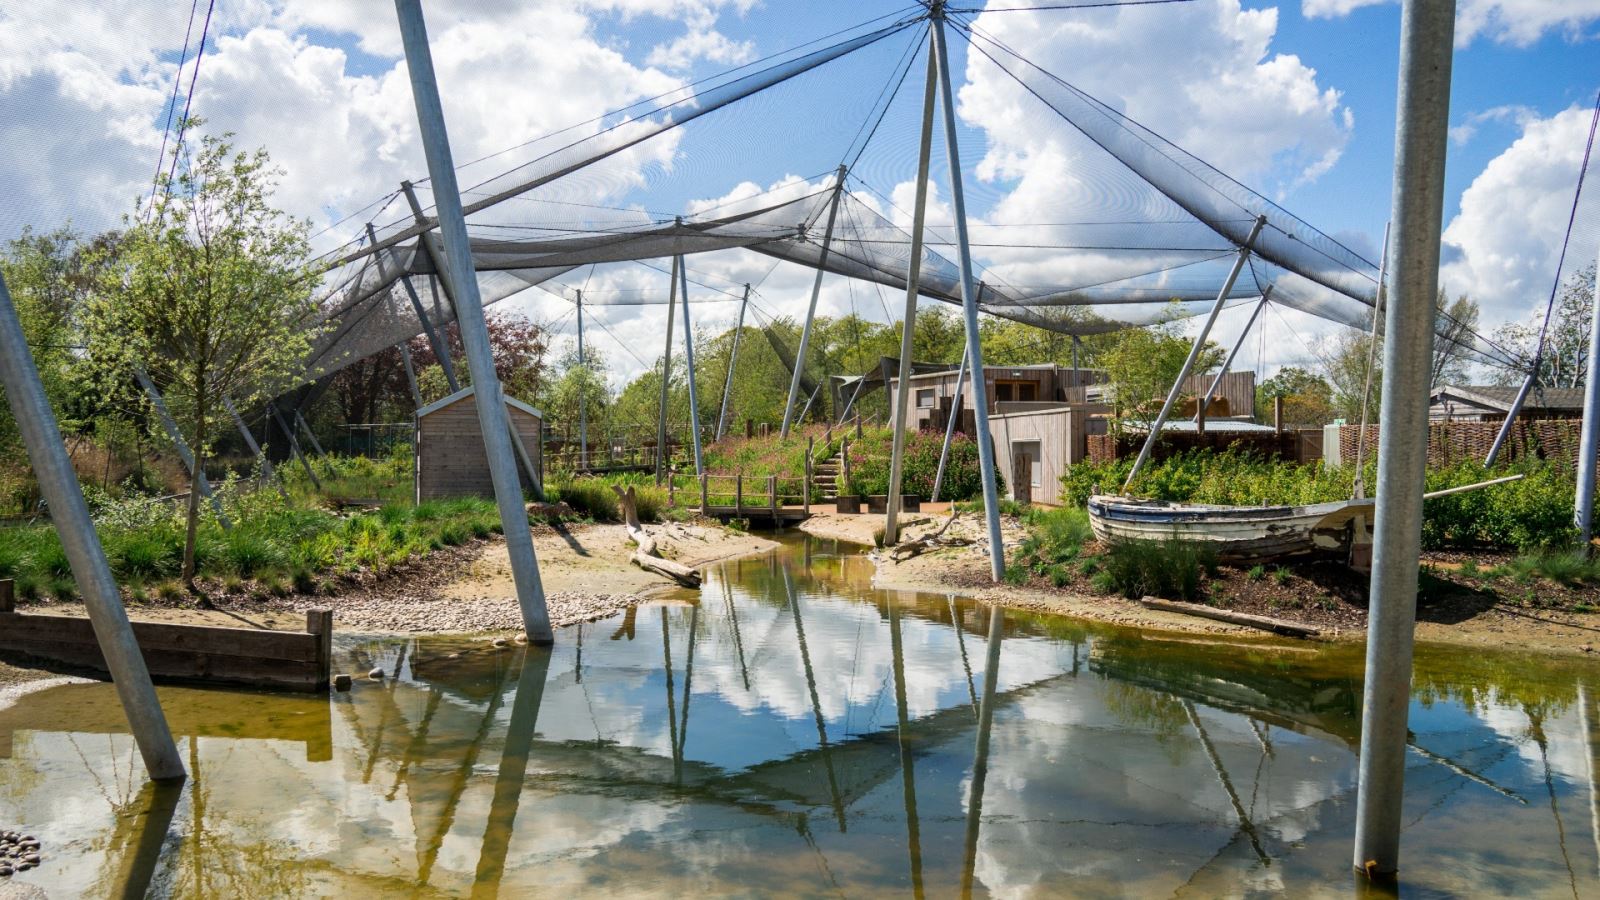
[{"x1": 1012, "y1": 446, "x2": 1032, "y2": 504}]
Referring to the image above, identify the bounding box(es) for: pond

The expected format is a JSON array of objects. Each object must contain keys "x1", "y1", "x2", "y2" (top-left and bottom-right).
[{"x1": 1, "y1": 534, "x2": 1598, "y2": 897}]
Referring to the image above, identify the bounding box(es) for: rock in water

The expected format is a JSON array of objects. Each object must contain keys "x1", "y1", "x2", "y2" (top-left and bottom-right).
[
  {"x1": 514, "y1": 632, "x2": 528, "y2": 644},
  {"x1": 368, "y1": 667, "x2": 384, "y2": 680},
  {"x1": 491, "y1": 637, "x2": 509, "y2": 648},
  {"x1": 333, "y1": 673, "x2": 354, "y2": 691}
]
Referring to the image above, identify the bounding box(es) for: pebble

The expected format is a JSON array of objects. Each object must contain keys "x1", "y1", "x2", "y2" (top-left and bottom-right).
[
  {"x1": 0, "y1": 829, "x2": 42, "y2": 877},
  {"x1": 268, "y1": 590, "x2": 646, "y2": 634},
  {"x1": 368, "y1": 667, "x2": 385, "y2": 680},
  {"x1": 491, "y1": 637, "x2": 509, "y2": 648},
  {"x1": 333, "y1": 673, "x2": 353, "y2": 691},
  {"x1": 514, "y1": 632, "x2": 528, "y2": 644}
]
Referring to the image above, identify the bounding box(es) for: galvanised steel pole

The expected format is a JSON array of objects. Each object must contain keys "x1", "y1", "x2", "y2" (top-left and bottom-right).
[
  {"x1": 270, "y1": 401, "x2": 320, "y2": 491},
  {"x1": 655, "y1": 255, "x2": 679, "y2": 483},
  {"x1": 224, "y1": 395, "x2": 287, "y2": 501},
  {"x1": 960, "y1": 602, "x2": 1004, "y2": 897},
  {"x1": 1353, "y1": 223, "x2": 1392, "y2": 500},
  {"x1": 884, "y1": 31, "x2": 939, "y2": 546},
  {"x1": 399, "y1": 343, "x2": 424, "y2": 409},
  {"x1": 930, "y1": 345, "x2": 969, "y2": 504},
  {"x1": 1573, "y1": 245, "x2": 1600, "y2": 547},
  {"x1": 396, "y1": 0, "x2": 552, "y2": 643},
  {"x1": 1353, "y1": 0, "x2": 1456, "y2": 877},
  {"x1": 716, "y1": 284, "x2": 750, "y2": 441},
  {"x1": 1483, "y1": 371, "x2": 1535, "y2": 466},
  {"x1": 576, "y1": 290, "x2": 587, "y2": 469},
  {"x1": 1122, "y1": 215, "x2": 1266, "y2": 492},
  {"x1": 1196, "y1": 287, "x2": 1271, "y2": 421},
  {"x1": 0, "y1": 272, "x2": 184, "y2": 782},
  {"x1": 368, "y1": 222, "x2": 460, "y2": 393},
  {"x1": 782, "y1": 165, "x2": 848, "y2": 438},
  {"x1": 933, "y1": 10, "x2": 1006, "y2": 579},
  {"x1": 295, "y1": 409, "x2": 327, "y2": 457},
  {"x1": 135, "y1": 368, "x2": 230, "y2": 529},
  {"x1": 677, "y1": 257, "x2": 705, "y2": 475}
]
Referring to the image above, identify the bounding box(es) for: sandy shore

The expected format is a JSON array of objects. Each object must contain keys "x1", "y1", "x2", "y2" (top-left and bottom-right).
[
  {"x1": 806, "y1": 507, "x2": 1600, "y2": 655},
  {"x1": 2, "y1": 521, "x2": 777, "y2": 654}
]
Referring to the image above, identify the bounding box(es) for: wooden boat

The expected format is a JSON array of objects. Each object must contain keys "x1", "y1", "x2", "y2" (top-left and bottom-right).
[{"x1": 1086, "y1": 475, "x2": 1523, "y2": 563}]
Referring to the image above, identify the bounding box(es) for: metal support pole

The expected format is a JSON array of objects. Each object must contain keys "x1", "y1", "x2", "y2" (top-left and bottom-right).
[
  {"x1": 716, "y1": 284, "x2": 749, "y2": 442},
  {"x1": 1573, "y1": 245, "x2": 1600, "y2": 547},
  {"x1": 576, "y1": 290, "x2": 588, "y2": 469},
  {"x1": 396, "y1": 0, "x2": 552, "y2": 644},
  {"x1": 656, "y1": 256, "x2": 679, "y2": 483},
  {"x1": 294, "y1": 409, "x2": 327, "y2": 457},
  {"x1": 1354, "y1": 223, "x2": 1392, "y2": 500},
  {"x1": 933, "y1": 13, "x2": 1006, "y2": 579},
  {"x1": 135, "y1": 369, "x2": 230, "y2": 528},
  {"x1": 677, "y1": 257, "x2": 705, "y2": 475},
  {"x1": 960, "y1": 602, "x2": 1004, "y2": 897},
  {"x1": 270, "y1": 402, "x2": 320, "y2": 492},
  {"x1": 884, "y1": 35, "x2": 940, "y2": 547},
  {"x1": 224, "y1": 396, "x2": 287, "y2": 501},
  {"x1": 796, "y1": 380, "x2": 823, "y2": 427},
  {"x1": 931, "y1": 346, "x2": 969, "y2": 504},
  {"x1": 1123, "y1": 215, "x2": 1266, "y2": 491},
  {"x1": 368, "y1": 222, "x2": 459, "y2": 393},
  {"x1": 1197, "y1": 288, "x2": 1271, "y2": 421},
  {"x1": 0, "y1": 272, "x2": 184, "y2": 782},
  {"x1": 1353, "y1": 0, "x2": 1455, "y2": 877},
  {"x1": 782, "y1": 165, "x2": 848, "y2": 437},
  {"x1": 399, "y1": 343, "x2": 424, "y2": 409}
]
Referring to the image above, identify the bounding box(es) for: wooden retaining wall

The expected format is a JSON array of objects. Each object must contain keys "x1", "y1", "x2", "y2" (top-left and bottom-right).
[{"x1": 0, "y1": 582, "x2": 332, "y2": 693}]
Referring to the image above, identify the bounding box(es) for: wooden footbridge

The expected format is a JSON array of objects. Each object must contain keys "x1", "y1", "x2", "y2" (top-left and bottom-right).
[{"x1": 665, "y1": 472, "x2": 813, "y2": 524}]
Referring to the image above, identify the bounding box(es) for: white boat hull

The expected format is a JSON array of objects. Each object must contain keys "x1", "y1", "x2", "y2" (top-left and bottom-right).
[{"x1": 1086, "y1": 495, "x2": 1375, "y2": 563}]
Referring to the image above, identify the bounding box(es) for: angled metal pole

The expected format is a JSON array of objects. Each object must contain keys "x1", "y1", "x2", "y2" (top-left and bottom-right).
[
  {"x1": 0, "y1": 272, "x2": 184, "y2": 782},
  {"x1": 678, "y1": 257, "x2": 705, "y2": 475},
  {"x1": 135, "y1": 368, "x2": 230, "y2": 529},
  {"x1": 224, "y1": 395, "x2": 287, "y2": 501},
  {"x1": 1196, "y1": 287, "x2": 1271, "y2": 421},
  {"x1": 576, "y1": 289, "x2": 588, "y2": 469},
  {"x1": 960, "y1": 603, "x2": 1004, "y2": 897},
  {"x1": 931, "y1": 346, "x2": 969, "y2": 504},
  {"x1": 269, "y1": 402, "x2": 320, "y2": 492},
  {"x1": 656, "y1": 255, "x2": 679, "y2": 483},
  {"x1": 933, "y1": 12, "x2": 1005, "y2": 578},
  {"x1": 797, "y1": 379, "x2": 824, "y2": 427},
  {"x1": 399, "y1": 343, "x2": 424, "y2": 409},
  {"x1": 884, "y1": 32, "x2": 940, "y2": 546},
  {"x1": 396, "y1": 0, "x2": 552, "y2": 643},
  {"x1": 716, "y1": 284, "x2": 750, "y2": 441},
  {"x1": 782, "y1": 165, "x2": 848, "y2": 437},
  {"x1": 294, "y1": 409, "x2": 327, "y2": 457},
  {"x1": 1573, "y1": 244, "x2": 1600, "y2": 547},
  {"x1": 1123, "y1": 214, "x2": 1267, "y2": 491},
  {"x1": 1071, "y1": 335, "x2": 1080, "y2": 373},
  {"x1": 1353, "y1": 0, "x2": 1455, "y2": 877},
  {"x1": 1354, "y1": 223, "x2": 1392, "y2": 500},
  {"x1": 368, "y1": 222, "x2": 460, "y2": 392}
]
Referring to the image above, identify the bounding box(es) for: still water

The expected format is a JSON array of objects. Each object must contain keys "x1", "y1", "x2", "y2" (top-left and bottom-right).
[{"x1": 1, "y1": 535, "x2": 1599, "y2": 897}]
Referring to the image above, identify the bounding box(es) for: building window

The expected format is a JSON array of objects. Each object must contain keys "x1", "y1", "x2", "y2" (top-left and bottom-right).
[{"x1": 916, "y1": 388, "x2": 935, "y2": 409}]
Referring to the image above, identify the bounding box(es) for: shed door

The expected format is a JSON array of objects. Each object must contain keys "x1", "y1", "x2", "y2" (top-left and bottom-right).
[{"x1": 1013, "y1": 440, "x2": 1040, "y2": 504}]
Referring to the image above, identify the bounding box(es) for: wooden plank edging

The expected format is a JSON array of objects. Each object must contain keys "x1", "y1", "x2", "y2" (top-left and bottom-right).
[{"x1": 1138, "y1": 596, "x2": 1321, "y2": 638}]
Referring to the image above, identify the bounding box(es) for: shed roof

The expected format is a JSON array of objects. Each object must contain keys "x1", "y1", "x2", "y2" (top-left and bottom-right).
[
  {"x1": 416, "y1": 385, "x2": 544, "y2": 420},
  {"x1": 1430, "y1": 384, "x2": 1585, "y2": 412}
]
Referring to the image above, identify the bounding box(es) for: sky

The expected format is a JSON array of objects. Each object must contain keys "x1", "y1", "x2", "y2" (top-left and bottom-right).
[{"x1": 1, "y1": 0, "x2": 1597, "y2": 389}]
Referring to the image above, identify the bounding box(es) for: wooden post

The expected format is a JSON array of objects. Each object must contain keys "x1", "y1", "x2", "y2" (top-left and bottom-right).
[
  {"x1": 736, "y1": 472, "x2": 743, "y2": 512},
  {"x1": 842, "y1": 436, "x2": 851, "y2": 495},
  {"x1": 855, "y1": 412, "x2": 862, "y2": 438},
  {"x1": 1274, "y1": 396, "x2": 1284, "y2": 434},
  {"x1": 804, "y1": 437, "x2": 813, "y2": 513},
  {"x1": 1196, "y1": 398, "x2": 1207, "y2": 436},
  {"x1": 668, "y1": 473, "x2": 676, "y2": 505},
  {"x1": 700, "y1": 474, "x2": 709, "y2": 514},
  {"x1": 769, "y1": 475, "x2": 778, "y2": 520},
  {"x1": 761, "y1": 423, "x2": 769, "y2": 438},
  {"x1": 307, "y1": 607, "x2": 333, "y2": 692},
  {"x1": 0, "y1": 579, "x2": 13, "y2": 613},
  {"x1": 746, "y1": 418, "x2": 754, "y2": 439}
]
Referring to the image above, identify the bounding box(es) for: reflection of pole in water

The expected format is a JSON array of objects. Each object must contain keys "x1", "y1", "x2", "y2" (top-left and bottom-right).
[
  {"x1": 361, "y1": 641, "x2": 410, "y2": 784},
  {"x1": 949, "y1": 596, "x2": 978, "y2": 714},
  {"x1": 1528, "y1": 707, "x2": 1580, "y2": 896},
  {"x1": 1581, "y1": 685, "x2": 1600, "y2": 882},
  {"x1": 1183, "y1": 700, "x2": 1270, "y2": 866},
  {"x1": 890, "y1": 600, "x2": 925, "y2": 898},
  {"x1": 785, "y1": 565, "x2": 847, "y2": 832},
  {"x1": 418, "y1": 653, "x2": 517, "y2": 887},
  {"x1": 725, "y1": 575, "x2": 751, "y2": 692},
  {"x1": 609, "y1": 605, "x2": 637, "y2": 641},
  {"x1": 662, "y1": 607, "x2": 680, "y2": 782},
  {"x1": 106, "y1": 778, "x2": 183, "y2": 900},
  {"x1": 471, "y1": 645, "x2": 554, "y2": 898},
  {"x1": 679, "y1": 603, "x2": 700, "y2": 765},
  {"x1": 961, "y1": 604, "x2": 1004, "y2": 898}
]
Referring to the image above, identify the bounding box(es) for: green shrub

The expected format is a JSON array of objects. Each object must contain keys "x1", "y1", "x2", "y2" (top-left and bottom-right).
[
  {"x1": 1095, "y1": 538, "x2": 1214, "y2": 602},
  {"x1": 112, "y1": 532, "x2": 179, "y2": 579},
  {"x1": 37, "y1": 541, "x2": 71, "y2": 578},
  {"x1": 222, "y1": 531, "x2": 286, "y2": 577},
  {"x1": 550, "y1": 477, "x2": 620, "y2": 521},
  {"x1": 1246, "y1": 564, "x2": 1265, "y2": 582},
  {"x1": 845, "y1": 430, "x2": 1001, "y2": 502},
  {"x1": 0, "y1": 539, "x2": 30, "y2": 579}
]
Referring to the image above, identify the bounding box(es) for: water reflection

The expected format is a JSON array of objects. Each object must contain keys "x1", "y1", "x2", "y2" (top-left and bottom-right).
[{"x1": 0, "y1": 535, "x2": 1598, "y2": 896}]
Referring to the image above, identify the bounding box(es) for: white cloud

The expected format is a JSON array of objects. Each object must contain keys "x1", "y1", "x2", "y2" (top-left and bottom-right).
[
  {"x1": 1440, "y1": 104, "x2": 1596, "y2": 325},
  {"x1": 1303, "y1": 0, "x2": 1600, "y2": 47}
]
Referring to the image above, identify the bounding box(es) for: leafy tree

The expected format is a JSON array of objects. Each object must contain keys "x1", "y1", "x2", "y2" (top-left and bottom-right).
[
  {"x1": 542, "y1": 343, "x2": 611, "y2": 448},
  {"x1": 83, "y1": 125, "x2": 319, "y2": 584},
  {"x1": 408, "y1": 310, "x2": 549, "y2": 403},
  {"x1": 1100, "y1": 313, "x2": 1222, "y2": 430},
  {"x1": 1318, "y1": 326, "x2": 1378, "y2": 423},
  {"x1": 1432, "y1": 291, "x2": 1480, "y2": 387},
  {"x1": 1488, "y1": 264, "x2": 1595, "y2": 388},
  {"x1": 0, "y1": 228, "x2": 94, "y2": 457},
  {"x1": 329, "y1": 345, "x2": 413, "y2": 427},
  {"x1": 1256, "y1": 366, "x2": 1334, "y2": 427}
]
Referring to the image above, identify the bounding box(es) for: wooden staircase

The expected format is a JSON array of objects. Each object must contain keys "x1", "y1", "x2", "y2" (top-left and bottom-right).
[{"x1": 811, "y1": 456, "x2": 840, "y2": 501}]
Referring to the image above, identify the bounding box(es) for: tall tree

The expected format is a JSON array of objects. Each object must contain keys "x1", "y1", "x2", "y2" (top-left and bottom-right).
[
  {"x1": 1256, "y1": 366, "x2": 1334, "y2": 427},
  {"x1": 84, "y1": 124, "x2": 319, "y2": 584},
  {"x1": 1100, "y1": 315, "x2": 1222, "y2": 430},
  {"x1": 1432, "y1": 291, "x2": 1480, "y2": 387},
  {"x1": 1488, "y1": 264, "x2": 1596, "y2": 388}
]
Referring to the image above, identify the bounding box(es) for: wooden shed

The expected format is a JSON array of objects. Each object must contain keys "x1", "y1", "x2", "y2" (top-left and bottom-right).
[{"x1": 414, "y1": 386, "x2": 544, "y2": 503}]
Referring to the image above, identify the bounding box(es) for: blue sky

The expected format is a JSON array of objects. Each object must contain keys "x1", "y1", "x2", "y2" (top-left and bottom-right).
[{"x1": 1, "y1": 0, "x2": 1596, "y2": 382}]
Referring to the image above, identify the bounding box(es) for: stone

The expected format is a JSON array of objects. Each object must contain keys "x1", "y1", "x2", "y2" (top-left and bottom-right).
[
  {"x1": 333, "y1": 673, "x2": 354, "y2": 691},
  {"x1": 19, "y1": 856, "x2": 36, "y2": 866},
  {"x1": 514, "y1": 632, "x2": 528, "y2": 644},
  {"x1": 368, "y1": 668, "x2": 384, "y2": 680},
  {"x1": 491, "y1": 637, "x2": 509, "y2": 648}
]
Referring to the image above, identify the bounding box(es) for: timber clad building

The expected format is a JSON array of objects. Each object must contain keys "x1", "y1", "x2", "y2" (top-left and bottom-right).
[{"x1": 414, "y1": 386, "x2": 544, "y2": 503}]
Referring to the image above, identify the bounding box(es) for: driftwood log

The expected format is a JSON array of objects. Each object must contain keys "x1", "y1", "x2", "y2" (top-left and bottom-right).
[
  {"x1": 1138, "y1": 597, "x2": 1320, "y2": 638},
  {"x1": 612, "y1": 486, "x2": 702, "y2": 588},
  {"x1": 890, "y1": 510, "x2": 968, "y2": 561}
]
